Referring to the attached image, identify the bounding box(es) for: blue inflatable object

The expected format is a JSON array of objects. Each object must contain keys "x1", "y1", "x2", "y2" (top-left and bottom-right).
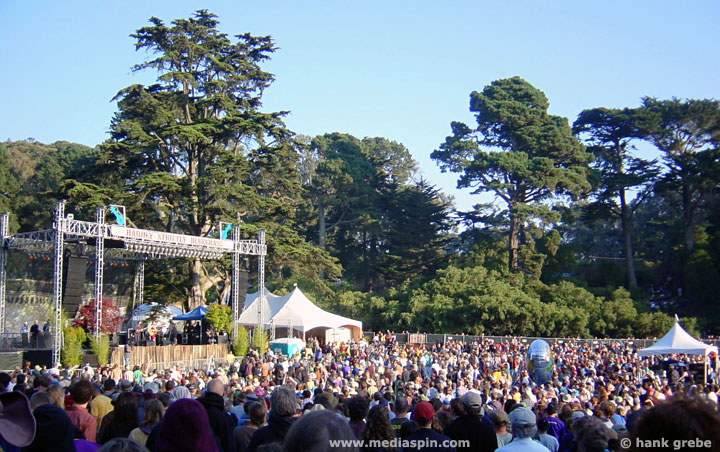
[{"x1": 527, "y1": 339, "x2": 553, "y2": 384}]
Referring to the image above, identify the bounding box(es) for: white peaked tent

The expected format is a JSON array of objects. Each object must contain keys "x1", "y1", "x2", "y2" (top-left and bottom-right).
[
  {"x1": 237, "y1": 286, "x2": 363, "y2": 340},
  {"x1": 638, "y1": 315, "x2": 717, "y2": 382},
  {"x1": 638, "y1": 316, "x2": 717, "y2": 357}
]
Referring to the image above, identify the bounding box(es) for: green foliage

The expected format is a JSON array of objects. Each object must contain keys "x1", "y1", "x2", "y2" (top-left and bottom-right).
[
  {"x1": 641, "y1": 97, "x2": 720, "y2": 256},
  {"x1": 252, "y1": 326, "x2": 267, "y2": 354},
  {"x1": 350, "y1": 257, "x2": 678, "y2": 338},
  {"x1": 304, "y1": 133, "x2": 449, "y2": 292},
  {"x1": 1, "y1": 140, "x2": 96, "y2": 232},
  {"x1": 433, "y1": 77, "x2": 592, "y2": 271},
  {"x1": 233, "y1": 327, "x2": 249, "y2": 357},
  {"x1": 89, "y1": 334, "x2": 110, "y2": 366},
  {"x1": 61, "y1": 326, "x2": 87, "y2": 367},
  {"x1": 205, "y1": 303, "x2": 232, "y2": 333}
]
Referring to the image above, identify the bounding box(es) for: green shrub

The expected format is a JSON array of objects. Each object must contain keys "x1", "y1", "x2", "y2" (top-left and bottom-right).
[
  {"x1": 252, "y1": 325, "x2": 267, "y2": 354},
  {"x1": 205, "y1": 303, "x2": 232, "y2": 333},
  {"x1": 89, "y1": 333, "x2": 110, "y2": 366},
  {"x1": 61, "y1": 326, "x2": 87, "y2": 366},
  {"x1": 233, "y1": 327, "x2": 249, "y2": 357}
]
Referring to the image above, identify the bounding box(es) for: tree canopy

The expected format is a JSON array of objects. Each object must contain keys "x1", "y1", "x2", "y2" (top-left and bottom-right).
[{"x1": 432, "y1": 77, "x2": 592, "y2": 272}]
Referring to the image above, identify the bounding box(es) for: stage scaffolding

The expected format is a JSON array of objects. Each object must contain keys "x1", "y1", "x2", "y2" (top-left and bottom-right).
[{"x1": 0, "y1": 201, "x2": 267, "y2": 366}]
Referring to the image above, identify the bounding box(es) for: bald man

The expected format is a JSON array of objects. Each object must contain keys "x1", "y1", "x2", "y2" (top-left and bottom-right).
[{"x1": 198, "y1": 378, "x2": 236, "y2": 452}]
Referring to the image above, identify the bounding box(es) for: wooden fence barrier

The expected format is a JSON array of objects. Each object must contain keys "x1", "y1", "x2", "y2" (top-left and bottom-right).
[{"x1": 110, "y1": 344, "x2": 230, "y2": 369}]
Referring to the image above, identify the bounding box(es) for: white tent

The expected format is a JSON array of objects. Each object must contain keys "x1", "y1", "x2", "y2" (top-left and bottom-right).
[
  {"x1": 638, "y1": 316, "x2": 717, "y2": 383},
  {"x1": 638, "y1": 317, "x2": 717, "y2": 357},
  {"x1": 237, "y1": 286, "x2": 363, "y2": 340}
]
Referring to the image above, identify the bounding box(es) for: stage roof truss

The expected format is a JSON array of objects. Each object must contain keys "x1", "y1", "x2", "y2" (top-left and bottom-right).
[{"x1": 3, "y1": 220, "x2": 266, "y2": 260}]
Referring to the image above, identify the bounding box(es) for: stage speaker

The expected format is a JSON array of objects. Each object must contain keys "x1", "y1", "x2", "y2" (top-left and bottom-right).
[
  {"x1": 236, "y1": 270, "x2": 249, "y2": 307},
  {"x1": 63, "y1": 256, "x2": 88, "y2": 318},
  {"x1": 22, "y1": 350, "x2": 52, "y2": 368}
]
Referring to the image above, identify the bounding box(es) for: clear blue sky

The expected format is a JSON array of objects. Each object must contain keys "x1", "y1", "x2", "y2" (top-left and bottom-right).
[{"x1": 2, "y1": 1, "x2": 718, "y2": 211}]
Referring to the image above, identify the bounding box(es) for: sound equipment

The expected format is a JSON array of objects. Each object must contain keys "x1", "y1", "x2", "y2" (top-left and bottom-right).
[
  {"x1": 63, "y1": 256, "x2": 88, "y2": 318},
  {"x1": 236, "y1": 270, "x2": 249, "y2": 308},
  {"x1": 22, "y1": 350, "x2": 52, "y2": 368}
]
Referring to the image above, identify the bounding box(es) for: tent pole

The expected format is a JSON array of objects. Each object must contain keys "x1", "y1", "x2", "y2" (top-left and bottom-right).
[{"x1": 705, "y1": 354, "x2": 708, "y2": 384}]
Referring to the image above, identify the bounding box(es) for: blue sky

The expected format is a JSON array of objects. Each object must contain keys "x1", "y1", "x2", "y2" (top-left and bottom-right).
[{"x1": 1, "y1": 1, "x2": 718, "y2": 211}]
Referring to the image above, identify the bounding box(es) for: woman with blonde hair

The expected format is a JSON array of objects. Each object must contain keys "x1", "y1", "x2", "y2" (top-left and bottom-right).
[
  {"x1": 47, "y1": 383, "x2": 66, "y2": 408},
  {"x1": 129, "y1": 399, "x2": 164, "y2": 447}
]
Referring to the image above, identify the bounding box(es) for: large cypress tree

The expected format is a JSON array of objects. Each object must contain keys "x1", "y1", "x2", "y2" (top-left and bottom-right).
[
  {"x1": 101, "y1": 11, "x2": 308, "y2": 307},
  {"x1": 432, "y1": 77, "x2": 592, "y2": 272}
]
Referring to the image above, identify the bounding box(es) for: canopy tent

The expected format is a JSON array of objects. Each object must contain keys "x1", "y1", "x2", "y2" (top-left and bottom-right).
[
  {"x1": 638, "y1": 316, "x2": 717, "y2": 357},
  {"x1": 638, "y1": 316, "x2": 717, "y2": 383},
  {"x1": 237, "y1": 286, "x2": 363, "y2": 340},
  {"x1": 173, "y1": 306, "x2": 208, "y2": 321}
]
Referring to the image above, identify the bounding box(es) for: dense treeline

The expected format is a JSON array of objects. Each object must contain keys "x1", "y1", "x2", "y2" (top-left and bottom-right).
[{"x1": 2, "y1": 11, "x2": 719, "y2": 337}]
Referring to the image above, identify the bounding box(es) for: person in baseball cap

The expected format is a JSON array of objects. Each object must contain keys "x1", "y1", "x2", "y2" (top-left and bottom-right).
[
  {"x1": 445, "y1": 391, "x2": 497, "y2": 452},
  {"x1": 144, "y1": 381, "x2": 160, "y2": 395},
  {"x1": 496, "y1": 407, "x2": 547, "y2": 452},
  {"x1": 0, "y1": 391, "x2": 36, "y2": 449},
  {"x1": 411, "y1": 401, "x2": 435, "y2": 423},
  {"x1": 404, "y1": 402, "x2": 455, "y2": 452}
]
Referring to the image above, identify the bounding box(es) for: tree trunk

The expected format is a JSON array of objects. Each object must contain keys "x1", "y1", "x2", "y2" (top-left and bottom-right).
[
  {"x1": 189, "y1": 258, "x2": 205, "y2": 309},
  {"x1": 318, "y1": 202, "x2": 326, "y2": 279},
  {"x1": 682, "y1": 180, "x2": 695, "y2": 256},
  {"x1": 619, "y1": 188, "x2": 638, "y2": 288},
  {"x1": 318, "y1": 202, "x2": 326, "y2": 250},
  {"x1": 508, "y1": 212, "x2": 520, "y2": 271}
]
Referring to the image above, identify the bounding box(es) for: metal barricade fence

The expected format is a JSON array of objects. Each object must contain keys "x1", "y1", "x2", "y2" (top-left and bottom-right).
[
  {"x1": 141, "y1": 357, "x2": 230, "y2": 372},
  {"x1": 363, "y1": 332, "x2": 704, "y2": 349}
]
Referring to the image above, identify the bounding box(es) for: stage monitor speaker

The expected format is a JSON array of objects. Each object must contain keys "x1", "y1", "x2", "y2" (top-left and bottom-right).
[{"x1": 63, "y1": 256, "x2": 88, "y2": 318}]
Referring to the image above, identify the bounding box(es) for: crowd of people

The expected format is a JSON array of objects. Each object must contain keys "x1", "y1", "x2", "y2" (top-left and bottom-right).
[{"x1": 1, "y1": 335, "x2": 719, "y2": 451}]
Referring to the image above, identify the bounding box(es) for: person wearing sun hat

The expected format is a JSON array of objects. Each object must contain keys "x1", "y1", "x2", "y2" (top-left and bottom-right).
[{"x1": 0, "y1": 391, "x2": 36, "y2": 450}]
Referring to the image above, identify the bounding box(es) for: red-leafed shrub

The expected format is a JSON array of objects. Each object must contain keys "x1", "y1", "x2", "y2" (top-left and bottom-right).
[{"x1": 73, "y1": 298, "x2": 123, "y2": 333}]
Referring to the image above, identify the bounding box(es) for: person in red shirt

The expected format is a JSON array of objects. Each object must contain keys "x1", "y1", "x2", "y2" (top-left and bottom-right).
[{"x1": 66, "y1": 379, "x2": 98, "y2": 442}]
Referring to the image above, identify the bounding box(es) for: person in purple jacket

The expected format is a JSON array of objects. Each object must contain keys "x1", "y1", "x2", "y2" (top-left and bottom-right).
[{"x1": 544, "y1": 403, "x2": 567, "y2": 443}]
